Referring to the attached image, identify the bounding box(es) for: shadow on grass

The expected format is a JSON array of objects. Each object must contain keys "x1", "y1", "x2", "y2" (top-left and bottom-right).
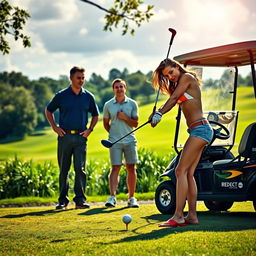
[
  {"x1": 0, "y1": 206, "x2": 129, "y2": 218},
  {"x1": 0, "y1": 129, "x2": 47, "y2": 144},
  {"x1": 0, "y1": 136, "x2": 23, "y2": 144},
  {"x1": 111, "y1": 210, "x2": 256, "y2": 243},
  {"x1": 30, "y1": 132, "x2": 47, "y2": 136},
  {"x1": 50, "y1": 239, "x2": 72, "y2": 243},
  {"x1": 78, "y1": 206, "x2": 128, "y2": 216},
  {"x1": 0, "y1": 208, "x2": 74, "y2": 218}
]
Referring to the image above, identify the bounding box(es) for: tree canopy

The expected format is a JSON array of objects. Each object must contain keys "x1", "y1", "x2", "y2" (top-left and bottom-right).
[
  {"x1": 0, "y1": 0, "x2": 31, "y2": 55},
  {"x1": 80, "y1": 0, "x2": 154, "y2": 35},
  {"x1": 0, "y1": 83, "x2": 37, "y2": 139}
]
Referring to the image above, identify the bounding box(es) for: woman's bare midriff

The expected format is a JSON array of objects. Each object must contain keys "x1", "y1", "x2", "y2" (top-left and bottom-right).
[{"x1": 181, "y1": 99, "x2": 204, "y2": 127}]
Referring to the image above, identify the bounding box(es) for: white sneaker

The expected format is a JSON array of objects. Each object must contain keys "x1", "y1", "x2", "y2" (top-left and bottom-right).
[
  {"x1": 105, "y1": 196, "x2": 116, "y2": 207},
  {"x1": 128, "y1": 197, "x2": 139, "y2": 208}
]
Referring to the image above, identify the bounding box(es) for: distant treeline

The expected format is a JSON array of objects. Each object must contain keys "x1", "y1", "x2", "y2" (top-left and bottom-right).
[{"x1": 0, "y1": 68, "x2": 252, "y2": 139}]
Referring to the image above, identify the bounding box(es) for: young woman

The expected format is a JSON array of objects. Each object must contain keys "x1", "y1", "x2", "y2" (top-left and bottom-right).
[{"x1": 150, "y1": 58, "x2": 213, "y2": 227}]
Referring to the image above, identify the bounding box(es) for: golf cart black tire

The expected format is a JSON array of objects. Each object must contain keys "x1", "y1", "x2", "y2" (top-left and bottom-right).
[
  {"x1": 155, "y1": 181, "x2": 176, "y2": 214},
  {"x1": 204, "y1": 200, "x2": 234, "y2": 211}
]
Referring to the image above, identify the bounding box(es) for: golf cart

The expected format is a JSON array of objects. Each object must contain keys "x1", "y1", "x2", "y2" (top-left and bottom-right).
[{"x1": 155, "y1": 41, "x2": 256, "y2": 214}]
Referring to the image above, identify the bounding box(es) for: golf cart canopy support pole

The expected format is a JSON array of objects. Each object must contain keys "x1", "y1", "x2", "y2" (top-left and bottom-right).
[
  {"x1": 232, "y1": 66, "x2": 238, "y2": 111},
  {"x1": 248, "y1": 49, "x2": 256, "y2": 98}
]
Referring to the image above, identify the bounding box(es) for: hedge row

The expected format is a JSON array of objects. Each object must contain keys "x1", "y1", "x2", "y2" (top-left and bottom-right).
[{"x1": 0, "y1": 149, "x2": 175, "y2": 199}]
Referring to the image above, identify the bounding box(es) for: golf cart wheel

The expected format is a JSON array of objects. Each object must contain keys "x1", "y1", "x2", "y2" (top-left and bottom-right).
[
  {"x1": 155, "y1": 181, "x2": 176, "y2": 214},
  {"x1": 204, "y1": 200, "x2": 233, "y2": 211}
]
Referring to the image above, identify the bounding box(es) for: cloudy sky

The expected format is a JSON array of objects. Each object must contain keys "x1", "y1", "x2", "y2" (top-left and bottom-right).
[{"x1": 1, "y1": 0, "x2": 256, "y2": 80}]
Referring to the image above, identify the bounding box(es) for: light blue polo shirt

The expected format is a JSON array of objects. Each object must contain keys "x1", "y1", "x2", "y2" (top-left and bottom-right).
[{"x1": 103, "y1": 96, "x2": 138, "y2": 144}]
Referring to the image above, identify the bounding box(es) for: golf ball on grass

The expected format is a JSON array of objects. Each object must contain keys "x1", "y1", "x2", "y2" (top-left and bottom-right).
[
  {"x1": 122, "y1": 214, "x2": 132, "y2": 224},
  {"x1": 122, "y1": 214, "x2": 132, "y2": 230}
]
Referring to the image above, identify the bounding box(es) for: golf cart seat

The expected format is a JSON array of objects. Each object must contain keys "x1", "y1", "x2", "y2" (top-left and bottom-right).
[{"x1": 213, "y1": 122, "x2": 256, "y2": 170}]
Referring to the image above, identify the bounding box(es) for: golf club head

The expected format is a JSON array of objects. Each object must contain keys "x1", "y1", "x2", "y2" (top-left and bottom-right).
[
  {"x1": 168, "y1": 28, "x2": 177, "y2": 37},
  {"x1": 168, "y1": 28, "x2": 177, "y2": 47},
  {"x1": 101, "y1": 139, "x2": 113, "y2": 148}
]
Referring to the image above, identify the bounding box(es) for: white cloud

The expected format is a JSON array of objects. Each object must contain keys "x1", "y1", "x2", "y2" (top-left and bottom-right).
[
  {"x1": 152, "y1": 9, "x2": 176, "y2": 22},
  {"x1": 180, "y1": 0, "x2": 251, "y2": 45},
  {"x1": 79, "y1": 28, "x2": 88, "y2": 35},
  {"x1": 53, "y1": 0, "x2": 79, "y2": 22},
  {"x1": 1, "y1": 55, "x2": 20, "y2": 73},
  {"x1": 2, "y1": 0, "x2": 256, "y2": 80},
  {"x1": 9, "y1": 0, "x2": 31, "y2": 9},
  {"x1": 27, "y1": 0, "x2": 79, "y2": 24},
  {"x1": 87, "y1": 49, "x2": 161, "y2": 79},
  {"x1": 91, "y1": 50, "x2": 138, "y2": 78}
]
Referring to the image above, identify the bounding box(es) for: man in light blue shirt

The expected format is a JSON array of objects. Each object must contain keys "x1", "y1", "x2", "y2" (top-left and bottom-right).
[{"x1": 103, "y1": 78, "x2": 139, "y2": 208}]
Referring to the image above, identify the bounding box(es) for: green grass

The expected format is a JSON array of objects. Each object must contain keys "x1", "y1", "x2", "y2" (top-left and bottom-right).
[
  {"x1": 0, "y1": 87, "x2": 255, "y2": 163},
  {"x1": 0, "y1": 193, "x2": 155, "y2": 207},
  {"x1": 0, "y1": 202, "x2": 255, "y2": 256}
]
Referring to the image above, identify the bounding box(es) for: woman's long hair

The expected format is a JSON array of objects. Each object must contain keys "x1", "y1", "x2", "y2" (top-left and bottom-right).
[{"x1": 152, "y1": 58, "x2": 202, "y2": 95}]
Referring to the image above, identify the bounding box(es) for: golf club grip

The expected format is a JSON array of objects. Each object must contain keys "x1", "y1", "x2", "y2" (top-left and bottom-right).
[{"x1": 113, "y1": 120, "x2": 150, "y2": 144}]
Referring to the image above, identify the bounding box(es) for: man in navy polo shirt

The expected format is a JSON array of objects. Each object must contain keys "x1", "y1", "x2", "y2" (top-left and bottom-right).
[{"x1": 45, "y1": 66, "x2": 99, "y2": 209}]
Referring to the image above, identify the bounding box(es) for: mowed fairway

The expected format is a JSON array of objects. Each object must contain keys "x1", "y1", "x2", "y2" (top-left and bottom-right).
[
  {"x1": 0, "y1": 202, "x2": 255, "y2": 256},
  {"x1": 0, "y1": 87, "x2": 255, "y2": 163}
]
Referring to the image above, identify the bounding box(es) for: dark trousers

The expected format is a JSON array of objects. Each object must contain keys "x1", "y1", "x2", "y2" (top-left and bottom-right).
[{"x1": 57, "y1": 134, "x2": 87, "y2": 204}]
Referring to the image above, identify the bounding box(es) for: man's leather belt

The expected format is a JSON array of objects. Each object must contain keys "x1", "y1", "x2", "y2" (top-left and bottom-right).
[
  {"x1": 64, "y1": 129, "x2": 82, "y2": 134},
  {"x1": 189, "y1": 119, "x2": 209, "y2": 129}
]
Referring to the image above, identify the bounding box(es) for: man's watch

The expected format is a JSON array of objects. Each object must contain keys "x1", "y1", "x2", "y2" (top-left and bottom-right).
[{"x1": 88, "y1": 127, "x2": 93, "y2": 132}]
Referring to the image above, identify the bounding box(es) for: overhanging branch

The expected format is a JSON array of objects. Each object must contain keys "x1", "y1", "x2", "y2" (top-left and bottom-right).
[{"x1": 80, "y1": 0, "x2": 129, "y2": 18}]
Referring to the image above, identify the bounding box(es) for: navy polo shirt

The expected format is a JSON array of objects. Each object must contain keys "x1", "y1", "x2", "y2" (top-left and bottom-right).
[{"x1": 47, "y1": 86, "x2": 99, "y2": 131}]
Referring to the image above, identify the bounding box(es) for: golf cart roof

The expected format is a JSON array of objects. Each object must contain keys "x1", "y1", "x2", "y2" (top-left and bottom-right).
[{"x1": 174, "y1": 40, "x2": 256, "y2": 67}]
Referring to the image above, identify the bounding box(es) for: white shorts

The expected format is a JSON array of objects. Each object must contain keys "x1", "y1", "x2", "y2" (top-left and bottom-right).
[{"x1": 110, "y1": 141, "x2": 138, "y2": 165}]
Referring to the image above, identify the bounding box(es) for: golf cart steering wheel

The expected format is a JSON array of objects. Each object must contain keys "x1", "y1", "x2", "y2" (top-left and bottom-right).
[{"x1": 209, "y1": 120, "x2": 230, "y2": 140}]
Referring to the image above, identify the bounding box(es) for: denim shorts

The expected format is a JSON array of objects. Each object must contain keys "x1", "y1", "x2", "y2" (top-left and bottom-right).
[
  {"x1": 110, "y1": 141, "x2": 138, "y2": 165},
  {"x1": 188, "y1": 123, "x2": 213, "y2": 144}
]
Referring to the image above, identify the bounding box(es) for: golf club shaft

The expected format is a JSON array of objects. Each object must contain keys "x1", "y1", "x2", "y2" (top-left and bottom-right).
[
  {"x1": 152, "y1": 88, "x2": 161, "y2": 113},
  {"x1": 111, "y1": 120, "x2": 151, "y2": 146},
  {"x1": 152, "y1": 28, "x2": 177, "y2": 114}
]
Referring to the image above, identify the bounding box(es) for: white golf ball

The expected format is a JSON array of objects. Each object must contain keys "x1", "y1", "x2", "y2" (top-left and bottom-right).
[{"x1": 122, "y1": 214, "x2": 132, "y2": 224}]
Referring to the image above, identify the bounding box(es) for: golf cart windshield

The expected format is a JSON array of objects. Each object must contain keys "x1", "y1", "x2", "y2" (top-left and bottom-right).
[
  {"x1": 177, "y1": 66, "x2": 238, "y2": 147},
  {"x1": 173, "y1": 40, "x2": 256, "y2": 151},
  {"x1": 177, "y1": 110, "x2": 238, "y2": 148}
]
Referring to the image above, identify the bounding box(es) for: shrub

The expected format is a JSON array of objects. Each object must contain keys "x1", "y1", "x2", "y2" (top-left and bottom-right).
[
  {"x1": 86, "y1": 148, "x2": 174, "y2": 195},
  {"x1": 136, "y1": 148, "x2": 174, "y2": 192},
  {"x1": 86, "y1": 160, "x2": 111, "y2": 196},
  {"x1": 0, "y1": 148, "x2": 175, "y2": 198},
  {"x1": 0, "y1": 156, "x2": 58, "y2": 198}
]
